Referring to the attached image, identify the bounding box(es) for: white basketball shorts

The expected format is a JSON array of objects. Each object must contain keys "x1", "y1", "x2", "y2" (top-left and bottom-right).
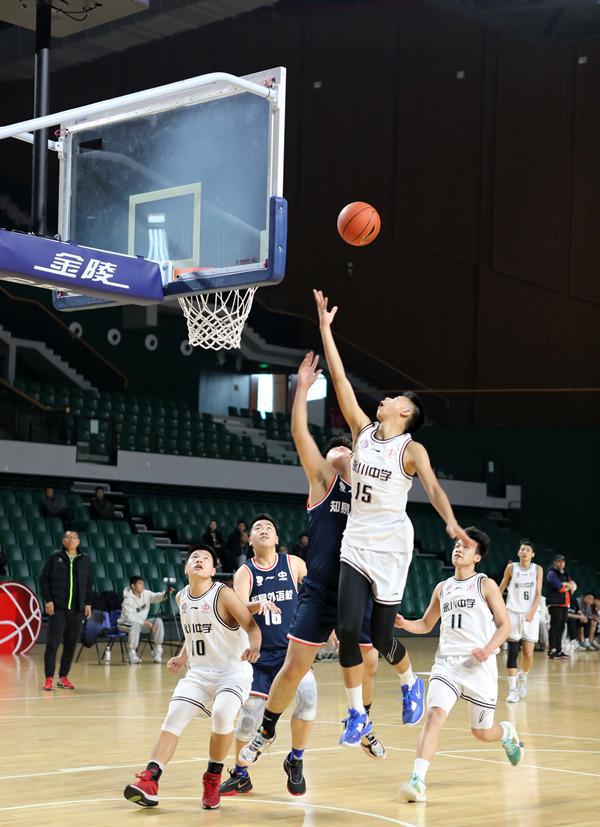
[
  {"x1": 427, "y1": 654, "x2": 498, "y2": 729},
  {"x1": 340, "y1": 541, "x2": 413, "y2": 604},
  {"x1": 169, "y1": 662, "x2": 252, "y2": 718},
  {"x1": 508, "y1": 609, "x2": 540, "y2": 643}
]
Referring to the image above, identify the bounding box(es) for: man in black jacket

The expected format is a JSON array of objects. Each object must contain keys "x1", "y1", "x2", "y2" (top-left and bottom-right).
[
  {"x1": 40, "y1": 530, "x2": 93, "y2": 690},
  {"x1": 545, "y1": 553, "x2": 576, "y2": 660}
]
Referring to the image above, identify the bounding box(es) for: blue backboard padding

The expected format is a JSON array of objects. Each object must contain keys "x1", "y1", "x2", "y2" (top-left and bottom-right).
[{"x1": 0, "y1": 229, "x2": 164, "y2": 305}]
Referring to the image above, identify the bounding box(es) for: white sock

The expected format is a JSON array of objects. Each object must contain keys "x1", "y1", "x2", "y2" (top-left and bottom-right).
[
  {"x1": 398, "y1": 666, "x2": 416, "y2": 688},
  {"x1": 520, "y1": 671, "x2": 528, "y2": 682},
  {"x1": 345, "y1": 685, "x2": 365, "y2": 714},
  {"x1": 413, "y1": 758, "x2": 430, "y2": 780},
  {"x1": 500, "y1": 721, "x2": 511, "y2": 740},
  {"x1": 508, "y1": 676, "x2": 517, "y2": 690}
]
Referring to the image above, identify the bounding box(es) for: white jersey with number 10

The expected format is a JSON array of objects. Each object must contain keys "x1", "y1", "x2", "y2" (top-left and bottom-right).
[
  {"x1": 343, "y1": 422, "x2": 414, "y2": 552},
  {"x1": 179, "y1": 582, "x2": 248, "y2": 673}
]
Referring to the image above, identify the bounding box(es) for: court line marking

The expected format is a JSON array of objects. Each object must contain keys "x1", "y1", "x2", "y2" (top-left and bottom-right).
[
  {"x1": 433, "y1": 751, "x2": 600, "y2": 779},
  {"x1": 0, "y1": 795, "x2": 416, "y2": 824}
]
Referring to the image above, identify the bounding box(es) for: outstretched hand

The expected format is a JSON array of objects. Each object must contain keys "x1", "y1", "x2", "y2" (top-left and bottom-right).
[
  {"x1": 297, "y1": 351, "x2": 323, "y2": 390},
  {"x1": 446, "y1": 520, "x2": 477, "y2": 551},
  {"x1": 313, "y1": 289, "x2": 338, "y2": 328},
  {"x1": 394, "y1": 613, "x2": 406, "y2": 629}
]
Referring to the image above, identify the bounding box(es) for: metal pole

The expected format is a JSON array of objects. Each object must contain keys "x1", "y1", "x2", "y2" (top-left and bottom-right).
[{"x1": 31, "y1": 0, "x2": 51, "y2": 235}]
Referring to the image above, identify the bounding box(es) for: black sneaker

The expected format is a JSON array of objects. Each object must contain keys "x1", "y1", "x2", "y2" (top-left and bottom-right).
[
  {"x1": 283, "y1": 754, "x2": 306, "y2": 796},
  {"x1": 556, "y1": 651, "x2": 571, "y2": 660},
  {"x1": 219, "y1": 768, "x2": 253, "y2": 796}
]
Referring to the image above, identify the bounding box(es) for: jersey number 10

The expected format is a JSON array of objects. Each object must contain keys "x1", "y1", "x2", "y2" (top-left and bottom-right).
[{"x1": 263, "y1": 610, "x2": 282, "y2": 626}]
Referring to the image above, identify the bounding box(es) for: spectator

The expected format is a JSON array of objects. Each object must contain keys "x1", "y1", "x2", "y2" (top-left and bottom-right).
[
  {"x1": 291, "y1": 531, "x2": 309, "y2": 560},
  {"x1": 40, "y1": 486, "x2": 74, "y2": 529},
  {"x1": 567, "y1": 600, "x2": 588, "y2": 652},
  {"x1": 578, "y1": 593, "x2": 599, "y2": 650},
  {"x1": 201, "y1": 519, "x2": 225, "y2": 568},
  {"x1": 117, "y1": 575, "x2": 169, "y2": 664},
  {"x1": 234, "y1": 530, "x2": 251, "y2": 569},
  {"x1": 39, "y1": 530, "x2": 93, "y2": 691},
  {"x1": 545, "y1": 553, "x2": 576, "y2": 660},
  {"x1": 225, "y1": 519, "x2": 247, "y2": 571},
  {"x1": 90, "y1": 487, "x2": 116, "y2": 521}
]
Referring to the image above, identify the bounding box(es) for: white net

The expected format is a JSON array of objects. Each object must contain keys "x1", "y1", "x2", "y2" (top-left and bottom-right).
[{"x1": 178, "y1": 287, "x2": 257, "y2": 350}]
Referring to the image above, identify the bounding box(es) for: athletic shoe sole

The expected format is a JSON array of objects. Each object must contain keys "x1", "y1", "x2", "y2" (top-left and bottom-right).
[
  {"x1": 123, "y1": 784, "x2": 158, "y2": 807},
  {"x1": 283, "y1": 758, "x2": 306, "y2": 796}
]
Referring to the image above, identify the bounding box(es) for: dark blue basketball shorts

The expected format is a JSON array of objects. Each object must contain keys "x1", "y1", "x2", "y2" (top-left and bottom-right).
[
  {"x1": 250, "y1": 649, "x2": 286, "y2": 697},
  {"x1": 287, "y1": 579, "x2": 373, "y2": 648}
]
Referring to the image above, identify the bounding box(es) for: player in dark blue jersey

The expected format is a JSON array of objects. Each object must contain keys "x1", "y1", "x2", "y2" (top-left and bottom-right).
[
  {"x1": 240, "y1": 353, "x2": 386, "y2": 770},
  {"x1": 220, "y1": 513, "x2": 315, "y2": 797}
]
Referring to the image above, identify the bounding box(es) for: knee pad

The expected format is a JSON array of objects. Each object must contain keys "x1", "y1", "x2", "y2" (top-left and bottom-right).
[
  {"x1": 235, "y1": 695, "x2": 265, "y2": 742},
  {"x1": 506, "y1": 640, "x2": 521, "y2": 669},
  {"x1": 292, "y1": 670, "x2": 318, "y2": 722},
  {"x1": 211, "y1": 690, "x2": 243, "y2": 735},
  {"x1": 161, "y1": 698, "x2": 201, "y2": 737}
]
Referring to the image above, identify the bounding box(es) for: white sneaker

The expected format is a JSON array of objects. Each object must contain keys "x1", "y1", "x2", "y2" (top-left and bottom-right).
[
  {"x1": 506, "y1": 690, "x2": 520, "y2": 704},
  {"x1": 153, "y1": 646, "x2": 163, "y2": 663},
  {"x1": 583, "y1": 640, "x2": 594, "y2": 651},
  {"x1": 591, "y1": 640, "x2": 600, "y2": 651},
  {"x1": 517, "y1": 679, "x2": 528, "y2": 699},
  {"x1": 128, "y1": 652, "x2": 142, "y2": 664},
  {"x1": 401, "y1": 773, "x2": 427, "y2": 802}
]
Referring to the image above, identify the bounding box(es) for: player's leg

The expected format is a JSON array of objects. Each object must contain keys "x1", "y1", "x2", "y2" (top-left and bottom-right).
[
  {"x1": 150, "y1": 617, "x2": 164, "y2": 662},
  {"x1": 506, "y1": 637, "x2": 522, "y2": 703},
  {"x1": 470, "y1": 710, "x2": 524, "y2": 766},
  {"x1": 203, "y1": 689, "x2": 246, "y2": 810},
  {"x1": 221, "y1": 689, "x2": 266, "y2": 795},
  {"x1": 238, "y1": 643, "x2": 317, "y2": 762},
  {"x1": 369, "y1": 601, "x2": 424, "y2": 725},
  {"x1": 359, "y1": 644, "x2": 386, "y2": 759},
  {"x1": 285, "y1": 669, "x2": 318, "y2": 795},
  {"x1": 124, "y1": 671, "x2": 208, "y2": 807},
  {"x1": 517, "y1": 640, "x2": 534, "y2": 696},
  {"x1": 337, "y1": 562, "x2": 372, "y2": 744},
  {"x1": 400, "y1": 674, "x2": 457, "y2": 802}
]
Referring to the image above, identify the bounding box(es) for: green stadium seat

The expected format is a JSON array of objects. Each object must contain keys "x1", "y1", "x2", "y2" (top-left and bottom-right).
[
  {"x1": 99, "y1": 521, "x2": 116, "y2": 535},
  {"x1": 94, "y1": 562, "x2": 107, "y2": 579},
  {"x1": 15, "y1": 531, "x2": 36, "y2": 547},
  {"x1": 29, "y1": 560, "x2": 45, "y2": 580},
  {"x1": 0, "y1": 517, "x2": 10, "y2": 531},
  {"x1": 139, "y1": 534, "x2": 157, "y2": 551},
  {"x1": 125, "y1": 536, "x2": 141, "y2": 551},
  {"x1": 114, "y1": 521, "x2": 131, "y2": 535},
  {"x1": 10, "y1": 517, "x2": 30, "y2": 532},
  {"x1": 101, "y1": 548, "x2": 117, "y2": 564},
  {"x1": 5, "y1": 544, "x2": 24, "y2": 561},
  {"x1": 95, "y1": 577, "x2": 115, "y2": 594},
  {"x1": 26, "y1": 546, "x2": 43, "y2": 562},
  {"x1": 29, "y1": 516, "x2": 47, "y2": 533},
  {"x1": 10, "y1": 560, "x2": 30, "y2": 578},
  {"x1": 45, "y1": 517, "x2": 63, "y2": 533},
  {"x1": 14, "y1": 576, "x2": 39, "y2": 597}
]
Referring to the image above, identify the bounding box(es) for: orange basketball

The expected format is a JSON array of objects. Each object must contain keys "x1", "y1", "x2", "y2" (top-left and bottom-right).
[{"x1": 337, "y1": 202, "x2": 381, "y2": 246}]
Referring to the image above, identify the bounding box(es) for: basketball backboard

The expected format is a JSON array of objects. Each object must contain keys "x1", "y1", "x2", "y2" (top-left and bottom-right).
[{"x1": 0, "y1": 67, "x2": 287, "y2": 310}]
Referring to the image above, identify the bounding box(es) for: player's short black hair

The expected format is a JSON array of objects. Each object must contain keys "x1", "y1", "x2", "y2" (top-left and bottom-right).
[
  {"x1": 249, "y1": 513, "x2": 278, "y2": 533},
  {"x1": 464, "y1": 526, "x2": 491, "y2": 559},
  {"x1": 401, "y1": 391, "x2": 426, "y2": 434},
  {"x1": 298, "y1": 531, "x2": 309, "y2": 539},
  {"x1": 323, "y1": 435, "x2": 352, "y2": 456},
  {"x1": 519, "y1": 538, "x2": 536, "y2": 552},
  {"x1": 185, "y1": 543, "x2": 219, "y2": 569},
  {"x1": 130, "y1": 574, "x2": 144, "y2": 586}
]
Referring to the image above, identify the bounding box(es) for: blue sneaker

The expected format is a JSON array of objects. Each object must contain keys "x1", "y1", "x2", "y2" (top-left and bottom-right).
[
  {"x1": 339, "y1": 708, "x2": 372, "y2": 746},
  {"x1": 402, "y1": 677, "x2": 425, "y2": 725}
]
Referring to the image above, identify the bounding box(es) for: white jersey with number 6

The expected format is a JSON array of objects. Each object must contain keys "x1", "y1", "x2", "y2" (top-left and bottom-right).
[
  {"x1": 343, "y1": 423, "x2": 414, "y2": 552},
  {"x1": 506, "y1": 562, "x2": 539, "y2": 614},
  {"x1": 179, "y1": 582, "x2": 248, "y2": 672},
  {"x1": 437, "y1": 573, "x2": 498, "y2": 658}
]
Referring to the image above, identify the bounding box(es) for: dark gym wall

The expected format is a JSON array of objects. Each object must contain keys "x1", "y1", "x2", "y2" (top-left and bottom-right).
[{"x1": 1, "y1": 0, "x2": 599, "y2": 426}]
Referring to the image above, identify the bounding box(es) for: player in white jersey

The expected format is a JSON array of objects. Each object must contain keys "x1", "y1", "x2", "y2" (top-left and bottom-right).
[
  {"x1": 314, "y1": 289, "x2": 474, "y2": 745},
  {"x1": 396, "y1": 527, "x2": 524, "y2": 803},
  {"x1": 498, "y1": 539, "x2": 542, "y2": 703},
  {"x1": 123, "y1": 544, "x2": 261, "y2": 811}
]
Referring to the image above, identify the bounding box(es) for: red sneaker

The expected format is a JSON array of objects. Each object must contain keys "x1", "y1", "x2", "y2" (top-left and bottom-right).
[
  {"x1": 43, "y1": 677, "x2": 53, "y2": 691},
  {"x1": 57, "y1": 676, "x2": 75, "y2": 690},
  {"x1": 202, "y1": 771, "x2": 221, "y2": 810},
  {"x1": 124, "y1": 770, "x2": 159, "y2": 807}
]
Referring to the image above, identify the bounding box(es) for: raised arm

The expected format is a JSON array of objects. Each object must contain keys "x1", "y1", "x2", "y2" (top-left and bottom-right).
[
  {"x1": 405, "y1": 441, "x2": 474, "y2": 548},
  {"x1": 232, "y1": 565, "x2": 281, "y2": 616},
  {"x1": 291, "y1": 352, "x2": 334, "y2": 500},
  {"x1": 313, "y1": 289, "x2": 370, "y2": 440},
  {"x1": 472, "y1": 579, "x2": 511, "y2": 662},
  {"x1": 395, "y1": 583, "x2": 442, "y2": 634}
]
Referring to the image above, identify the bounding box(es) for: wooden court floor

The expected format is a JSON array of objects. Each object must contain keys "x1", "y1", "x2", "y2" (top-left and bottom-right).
[{"x1": 1, "y1": 638, "x2": 599, "y2": 827}]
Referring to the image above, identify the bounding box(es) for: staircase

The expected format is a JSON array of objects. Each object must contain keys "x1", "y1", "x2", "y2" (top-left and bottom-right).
[{"x1": 0, "y1": 324, "x2": 93, "y2": 389}]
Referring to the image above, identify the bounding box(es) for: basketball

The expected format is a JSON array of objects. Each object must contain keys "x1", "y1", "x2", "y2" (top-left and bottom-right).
[
  {"x1": 337, "y1": 201, "x2": 381, "y2": 246},
  {"x1": 0, "y1": 581, "x2": 42, "y2": 655}
]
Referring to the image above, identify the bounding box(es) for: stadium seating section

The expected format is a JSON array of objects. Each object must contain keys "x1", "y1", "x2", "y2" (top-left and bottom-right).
[
  {"x1": 12, "y1": 380, "x2": 340, "y2": 464},
  {"x1": 3, "y1": 484, "x2": 598, "y2": 621}
]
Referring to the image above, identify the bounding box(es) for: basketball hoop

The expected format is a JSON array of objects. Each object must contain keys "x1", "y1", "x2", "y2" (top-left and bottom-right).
[{"x1": 178, "y1": 287, "x2": 257, "y2": 350}]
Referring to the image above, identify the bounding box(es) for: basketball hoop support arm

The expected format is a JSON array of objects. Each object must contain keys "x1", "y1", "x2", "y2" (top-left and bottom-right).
[{"x1": 0, "y1": 72, "x2": 278, "y2": 143}]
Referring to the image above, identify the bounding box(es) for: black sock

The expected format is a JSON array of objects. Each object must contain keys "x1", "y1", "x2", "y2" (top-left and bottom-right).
[
  {"x1": 261, "y1": 708, "x2": 282, "y2": 739},
  {"x1": 146, "y1": 761, "x2": 162, "y2": 779},
  {"x1": 365, "y1": 703, "x2": 372, "y2": 715},
  {"x1": 207, "y1": 761, "x2": 223, "y2": 775}
]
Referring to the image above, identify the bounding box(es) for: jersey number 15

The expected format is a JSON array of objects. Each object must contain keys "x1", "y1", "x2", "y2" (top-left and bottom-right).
[{"x1": 354, "y1": 483, "x2": 372, "y2": 503}]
